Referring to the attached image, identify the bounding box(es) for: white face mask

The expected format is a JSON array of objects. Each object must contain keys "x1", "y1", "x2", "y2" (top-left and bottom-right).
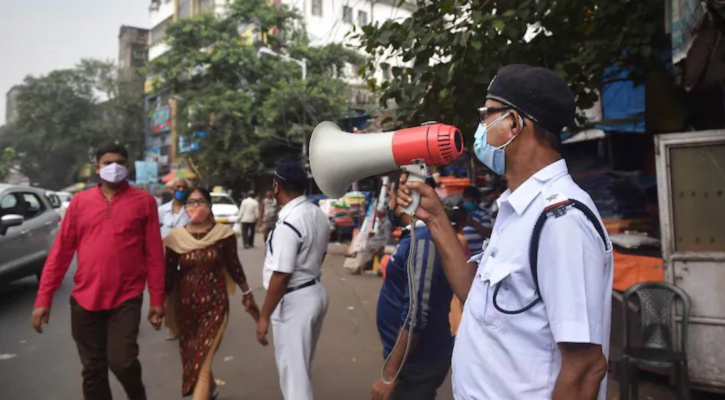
[{"x1": 99, "y1": 163, "x2": 128, "y2": 183}]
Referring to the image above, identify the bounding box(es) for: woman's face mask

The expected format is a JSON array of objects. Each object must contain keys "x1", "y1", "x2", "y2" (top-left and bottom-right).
[{"x1": 185, "y1": 198, "x2": 211, "y2": 223}]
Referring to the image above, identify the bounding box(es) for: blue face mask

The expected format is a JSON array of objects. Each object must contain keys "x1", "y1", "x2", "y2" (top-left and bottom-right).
[
  {"x1": 174, "y1": 189, "x2": 187, "y2": 202},
  {"x1": 473, "y1": 112, "x2": 521, "y2": 175}
]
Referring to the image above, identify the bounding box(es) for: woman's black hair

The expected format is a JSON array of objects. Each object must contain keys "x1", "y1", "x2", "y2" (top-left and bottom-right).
[{"x1": 186, "y1": 187, "x2": 212, "y2": 205}]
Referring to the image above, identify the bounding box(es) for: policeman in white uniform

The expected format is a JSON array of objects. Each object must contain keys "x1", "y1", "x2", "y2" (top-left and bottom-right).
[
  {"x1": 397, "y1": 65, "x2": 613, "y2": 400},
  {"x1": 256, "y1": 159, "x2": 330, "y2": 400}
]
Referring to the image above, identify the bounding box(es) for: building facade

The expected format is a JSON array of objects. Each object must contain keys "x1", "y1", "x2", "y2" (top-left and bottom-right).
[
  {"x1": 144, "y1": 0, "x2": 412, "y2": 173},
  {"x1": 5, "y1": 86, "x2": 21, "y2": 125},
  {"x1": 118, "y1": 26, "x2": 149, "y2": 89}
]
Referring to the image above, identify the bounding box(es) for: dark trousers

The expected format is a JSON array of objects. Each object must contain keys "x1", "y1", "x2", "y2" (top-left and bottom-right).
[
  {"x1": 242, "y1": 222, "x2": 256, "y2": 247},
  {"x1": 390, "y1": 358, "x2": 451, "y2": 400},
  {"x1": 70, "y1": 295, "x2": 146, "y2": 400}
]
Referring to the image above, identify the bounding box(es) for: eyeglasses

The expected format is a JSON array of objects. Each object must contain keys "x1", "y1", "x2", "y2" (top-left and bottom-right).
[
  {"x1": 478, "y1": 106, "x2": 528, "y2": 128},
  {"x1": 478, "y1": 106, "x2": 510, "y2": 123},
  {"x1": 186, "y1": 199, "x2": 209, "y2": 207}
]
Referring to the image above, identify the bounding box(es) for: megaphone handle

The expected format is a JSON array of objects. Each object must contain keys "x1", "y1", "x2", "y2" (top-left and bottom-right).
[{"x1": 400, "y1": 163, "x2": 429, "y2": 216}]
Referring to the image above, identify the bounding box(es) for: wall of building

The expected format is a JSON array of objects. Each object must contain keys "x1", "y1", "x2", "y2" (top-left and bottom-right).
[
  {"x1": 5, "y1": 86, "x2": 20, "y2": 124},
  {"x1": 119, "y1": 26, "x2": 149, "y2": 89},
  {"x1": 148, "y1": 0, "x2": 176, "y2": 61},
  {"x1": 281, "y1": 0, "x2": 413, "y2": 86}
]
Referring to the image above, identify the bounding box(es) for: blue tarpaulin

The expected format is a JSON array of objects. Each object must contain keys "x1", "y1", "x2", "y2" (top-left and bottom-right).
[{"x1": 596, "y1": 67, "x2": 646, "y2": 133}]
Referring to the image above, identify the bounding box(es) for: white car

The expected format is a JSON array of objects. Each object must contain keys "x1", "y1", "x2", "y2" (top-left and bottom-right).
[
  {"x1": 210, "y1": 193, "x2": 239, "y2": 225},
  {"x1": 47, "y1": 191, "x2": 73, "y2": 219}
]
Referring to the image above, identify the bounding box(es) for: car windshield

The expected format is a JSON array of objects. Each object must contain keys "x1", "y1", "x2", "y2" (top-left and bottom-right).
[
  {"x1": 57, "y1": 194, "x2": 72, "y2": 202},
  {"x1": 211, "y1": 195, "x2": 235, "y2": 205}
]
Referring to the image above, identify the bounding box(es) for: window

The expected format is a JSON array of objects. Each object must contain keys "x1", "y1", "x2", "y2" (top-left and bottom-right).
[
  {"x1": 150, "y1": 17, "x2": 171, "y2": 45},
  {"x1": 342, "y1": 6, "x2": 353, "y2": 23},
  {"x1": 211, "y1": 195, "x2": 235, "y2": 205},
  {"x1": 0, "y1": 194, "x2": 18, "y2": 218},
  {"x1": 195, "y1": 0, "x2": 215, "y2": 15},
  {"x1": 311, "y1": 0, "x2": 322, "y2": 16},
  {"x1": 178, "y1": 0, "x2": 191, "y2": 18},
  {"x1": 357, "y1": 10, "x2": 368, "y2": 26},
  {"x1": 21, "y1": 193, "x2": 45, "y2": 219},
  {"x1": 132, "y1": 48, "x2": 146, "y2": 60}
]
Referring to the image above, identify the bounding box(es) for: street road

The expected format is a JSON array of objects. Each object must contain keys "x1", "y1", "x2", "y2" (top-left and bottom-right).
[{"x1": 0, "y1": 236, "x2": 719, "y2": 399}]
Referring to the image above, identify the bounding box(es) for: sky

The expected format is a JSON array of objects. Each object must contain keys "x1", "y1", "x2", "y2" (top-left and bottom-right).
[{"x1": 0, "y1": 0, "x2": 150, "y2": 124}]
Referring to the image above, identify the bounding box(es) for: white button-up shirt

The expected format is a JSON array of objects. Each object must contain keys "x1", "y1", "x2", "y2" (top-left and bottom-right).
[
  {"x1": 158, "y1": 201, "x2": 189, "y2": 239},
  {"x1": 263, "y1": 196, "x2": 330, "y2": 289},
  {"x1": 452, "y1": 160, "x2": 613, "y2": 400}
]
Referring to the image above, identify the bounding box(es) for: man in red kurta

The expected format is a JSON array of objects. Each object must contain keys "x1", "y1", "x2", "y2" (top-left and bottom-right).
[{"x1": 32, "y1": 144, "x2": 165, "y2": 400}]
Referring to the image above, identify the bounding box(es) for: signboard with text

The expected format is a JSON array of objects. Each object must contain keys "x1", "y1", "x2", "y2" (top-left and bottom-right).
[{"x1": 151, "y1": 105, "x2": 172, "y2": 134}]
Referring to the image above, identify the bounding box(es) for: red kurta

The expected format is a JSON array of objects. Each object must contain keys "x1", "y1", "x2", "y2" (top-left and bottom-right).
[{"x1": 35, "y1": 182, "x2": 165, "y2": 310}]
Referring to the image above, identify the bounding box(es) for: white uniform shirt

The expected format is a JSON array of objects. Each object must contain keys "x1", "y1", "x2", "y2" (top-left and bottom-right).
[
  {"x1": 158, "y1": 201, "x2": 189, "y2": 239},
  {"x1": 239, "y1": 197, "x2": 260, "y2": 223},
  {"x1": 452, "y1": 160, "x2": 613, "y2": 400},
  {"x1": 263, "y1": 196, "x2": 330, "y2": 290}
]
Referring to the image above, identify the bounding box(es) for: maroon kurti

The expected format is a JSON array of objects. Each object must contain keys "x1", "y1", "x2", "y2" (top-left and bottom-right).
[{"x1": 165, "y1": 232, "x2": 246, "y2": 396}]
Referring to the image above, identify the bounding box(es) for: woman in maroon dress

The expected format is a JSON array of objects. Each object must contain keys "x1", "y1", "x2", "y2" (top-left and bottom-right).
[{"x1": 164, "y1": 188, "x2": 259, "y2": 399}]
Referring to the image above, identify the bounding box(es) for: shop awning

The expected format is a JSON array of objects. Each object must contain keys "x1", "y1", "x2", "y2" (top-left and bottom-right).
[{"x1": 161, "y1": 169, "x2": 197, "y2": 184}]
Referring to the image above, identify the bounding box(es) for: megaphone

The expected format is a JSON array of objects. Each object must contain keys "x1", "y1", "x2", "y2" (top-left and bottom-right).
[{"x1": 309, "y1": 121, "x2": 464, "y2": 214}]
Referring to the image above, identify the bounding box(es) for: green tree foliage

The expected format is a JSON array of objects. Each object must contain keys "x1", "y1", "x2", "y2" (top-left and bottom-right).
[
  {"x1": 354, "y1": 0, "x2": 667, "y2": 134},
  {"x1": 146, "y1": 0, "x2": 362, "y2": 183},
  {"x1": 0, "y1": 147, "x2": 16, "y2": 181},
  {"x1": 0, "y1": 60, "x2": 145, "y2": 189}
]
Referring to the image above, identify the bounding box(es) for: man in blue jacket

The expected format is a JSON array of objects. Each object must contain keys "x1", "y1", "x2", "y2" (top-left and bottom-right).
[{"x1": 372, "y1": 187, "x2": 454, "y2": 400}]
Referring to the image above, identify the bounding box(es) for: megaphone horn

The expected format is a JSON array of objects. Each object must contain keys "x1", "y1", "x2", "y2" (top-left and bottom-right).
[{"x1": 309, "y1": 121, "x2": 464, "y2": 213}]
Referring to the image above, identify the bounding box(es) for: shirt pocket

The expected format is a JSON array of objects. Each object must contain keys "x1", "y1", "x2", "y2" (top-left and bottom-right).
[{"x1": 468, "y1": 258, "x2": 520, "y2": 329}]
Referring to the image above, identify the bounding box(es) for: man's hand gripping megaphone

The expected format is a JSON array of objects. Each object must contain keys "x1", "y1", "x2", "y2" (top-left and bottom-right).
[{"x1": 396, "y1": 173, "x2": 447, "y2": 225}]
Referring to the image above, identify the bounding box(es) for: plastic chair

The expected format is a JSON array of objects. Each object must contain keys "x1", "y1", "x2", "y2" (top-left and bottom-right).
[{"x1": 617, "y1": 281, "x2": 692, "y2": 400}]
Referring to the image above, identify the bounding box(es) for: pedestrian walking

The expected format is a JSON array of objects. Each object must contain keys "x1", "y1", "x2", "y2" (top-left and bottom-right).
[
  {"x1": 158, "y1": 177, "x2": 191, "y2": 341},
  {"x1": 32, "y1": 143, "x2": 165, "y2": 400},
  {"x1": 396, "y1": 64, "x2": 613, "y2": 399},
  {"x1": 371, "y1": 187, "x2": 454, "y2": 400},
  {"x1": 261, "y1": 190, "x2": 278, "y2": 240},
  {"x1": 164, "y1": 187, "x2": 259, "y2": 399},
  {"x1": 256, "y1": 159, "x2": 330, "y2": 400},
  {"x1": 238, "y1": 191, "x2": 260, "y2": 248}
]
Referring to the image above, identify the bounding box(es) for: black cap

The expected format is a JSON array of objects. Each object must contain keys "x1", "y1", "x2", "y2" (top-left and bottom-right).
[
  {"x1": 275, "y1": 159, "x2": 307, "y2": 189},
  {"x1": 486, "y1": 64, "x2": 575, "y2": 134}
]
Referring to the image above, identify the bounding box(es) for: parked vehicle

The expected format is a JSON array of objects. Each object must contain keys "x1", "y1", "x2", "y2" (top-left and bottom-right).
[
  {"x1": 47, "y1": 190, "x2": 73, "y2": 219},
  {"x1": 210, "y1": 192, "x2": 240, "y2": 225},
  {"x1": 655, "y1": 129, "x2": 725, "y2": 393},
  {"x1": 0, "y1": 185, "x2": 60, "y2": 285}
]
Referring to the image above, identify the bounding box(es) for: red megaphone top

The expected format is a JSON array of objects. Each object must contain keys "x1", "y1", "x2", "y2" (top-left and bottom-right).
[{"x1": 391, "y1": 123, "x2": 464, "y2": 166}]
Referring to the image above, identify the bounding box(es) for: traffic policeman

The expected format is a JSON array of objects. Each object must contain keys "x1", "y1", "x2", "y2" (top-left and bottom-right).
[
  {"x1": 397, "y1": 64, "x2": 613, "y2": 400},
  {"x1": 257, "y1": 159, "x2": 330, "y2": 400}
]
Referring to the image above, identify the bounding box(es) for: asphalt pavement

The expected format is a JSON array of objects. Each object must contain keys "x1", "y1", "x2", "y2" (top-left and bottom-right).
[
  {"x1": 0, "y1": 235, "x2": 720, "y2": 400},
  {"x1": 0, "y1": 237, "x2": 447, "y2": 400}
]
